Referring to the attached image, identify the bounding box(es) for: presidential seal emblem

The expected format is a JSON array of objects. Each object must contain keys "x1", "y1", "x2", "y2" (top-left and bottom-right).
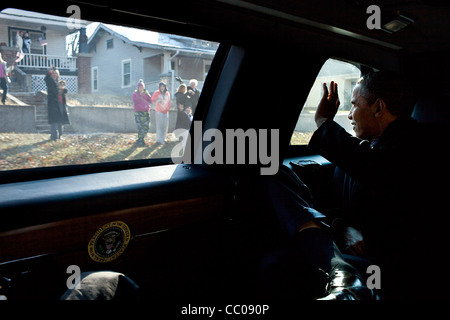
[{"x1": 88, "y1": 221, "x2": 131, "y2": 263}]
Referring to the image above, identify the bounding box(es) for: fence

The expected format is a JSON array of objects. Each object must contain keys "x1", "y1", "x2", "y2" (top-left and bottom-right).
[
  {"x1": 16, "y1": 54, "x2": 77, "y2": 71},
  {"x1": 0, "y1": 105, "x2": 178, "y2": 134},
  {"x1": 31, "y1": 75, "x2": 78, "y2": 93},
  {"x1": 0, "y1": 105, "x2": 36, "y2": 133}
]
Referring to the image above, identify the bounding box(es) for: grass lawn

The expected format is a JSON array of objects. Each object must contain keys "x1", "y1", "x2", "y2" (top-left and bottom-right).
[
  {"x1": 1, "y1": 131, "x2": 314, "y2": 171},
  {"x1": 0, "y1": 132, "x2": 179, "y2": 171}
]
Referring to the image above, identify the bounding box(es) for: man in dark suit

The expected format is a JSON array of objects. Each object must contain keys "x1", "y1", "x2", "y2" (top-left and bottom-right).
[
  {"x1": 308, "y1": 71, "x2": 448, "y2": 299},
  {"x1": 261, "y1": 71, "x2": 448, "y2": 300}
]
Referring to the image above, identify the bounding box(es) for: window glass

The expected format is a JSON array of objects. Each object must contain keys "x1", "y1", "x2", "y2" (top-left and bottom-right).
[
  {"x1": 122, "y1": 60, "x2": 131, "y2": 87},
  {"x1": 9, "y1": 28, "x2": 46, "y2": 55},
  {"x1": 92, "y1": 67, "x2": 98, "y2": 91},
  {"x1": 106, "y1": 39, "x2": 113, "y2": 49},
  {"x1": 290, "y1": 58, "x2": 360, "y2": 145},
  {"x1": 0, "y1": 8, "x2": 219, "y2": 171}
]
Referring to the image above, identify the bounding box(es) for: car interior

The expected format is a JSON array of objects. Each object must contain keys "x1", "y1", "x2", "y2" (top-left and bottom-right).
[{"x1": 1, "y1": 0, "x2": 449, "y2": 304}]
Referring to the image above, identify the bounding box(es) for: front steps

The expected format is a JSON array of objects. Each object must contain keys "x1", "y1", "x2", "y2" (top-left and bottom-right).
[{"x1": 7, "y1": 91, "x2": 75, "y2": 134}]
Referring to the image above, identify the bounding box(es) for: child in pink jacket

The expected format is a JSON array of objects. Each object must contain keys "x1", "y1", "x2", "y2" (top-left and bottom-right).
[
  {"x1": 132, "y1": 80, "x2": 152, "y2": 146},
  {"x1": 151, "y1": 81, "x2": 171, "y2": 144}
]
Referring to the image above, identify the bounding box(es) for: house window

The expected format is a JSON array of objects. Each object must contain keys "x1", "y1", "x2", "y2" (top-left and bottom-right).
[
  {"x1": 122, "y1": 59, "x2": 131, "y2": 87},
  {"x1": 92, "y1": 66, "x2": 98, "y2": 92},
  {"x1": 8, "y1": 27, "x2": 46, "y2": 55},
  {"x1": 106, "y1": 39, "x2": 114, "y2": 49}
]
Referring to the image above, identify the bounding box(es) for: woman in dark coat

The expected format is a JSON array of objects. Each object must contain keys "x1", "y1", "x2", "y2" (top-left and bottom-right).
[
  {"x1": 174, "y1": 83, "x2": 193, "y2": 131},
  {"x1": 45, "y1": 67, "x2": 70, "y2": 140}
]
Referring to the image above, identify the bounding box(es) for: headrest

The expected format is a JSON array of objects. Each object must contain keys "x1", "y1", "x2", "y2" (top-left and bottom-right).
[{"x1": 411, "y1": 93, "x2": 450, "y2": 125}]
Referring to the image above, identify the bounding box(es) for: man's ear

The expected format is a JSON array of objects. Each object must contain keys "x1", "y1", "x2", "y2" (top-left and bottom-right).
[{"x1": 374, "y1": 98, "x2": 387, "y2": 118}]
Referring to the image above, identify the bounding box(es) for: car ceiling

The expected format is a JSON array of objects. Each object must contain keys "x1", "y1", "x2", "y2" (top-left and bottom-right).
[
  {"x1": 90, "y1": 0, "x2": 449, "y2": 83},
  {"x1": 84, "y1": 0, "x2": 450, "y2": 55},
  {"x1": 235, "y1": 0, "x2": 450, "y2": 55}
]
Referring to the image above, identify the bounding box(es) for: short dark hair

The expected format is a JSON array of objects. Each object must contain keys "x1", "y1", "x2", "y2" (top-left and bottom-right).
[{"x1": 357, "y1": 70, "x2": 413, "y2": 117}]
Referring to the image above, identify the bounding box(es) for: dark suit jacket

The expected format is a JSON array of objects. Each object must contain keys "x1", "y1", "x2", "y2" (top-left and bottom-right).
[{"x1": 309, "y1": 117, "x2": 449, "y2": 299}]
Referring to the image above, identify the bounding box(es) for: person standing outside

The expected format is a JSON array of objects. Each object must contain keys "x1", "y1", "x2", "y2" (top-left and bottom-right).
[
  {"x1": 0, "y1": 53, "x2": 10, "y2": 104},
  {"x1": 56, "y1": 80, "x2": 70, "y2": 139},
  {"x1": 187, "y1": 79, "x2": 200, "y2": 114},
  {"x1": 174, "y1": 83, "x2": 193, "y2": 151},
  {"x1": 174, "y1": 83, "x2": 192, "y2": 132},
  {"x1": 152, "y1": 81, "x2": 171, "y2": 145},
  {"x1": 45, "y1": 67, "x2": 69, "y2": 140},
  {"x1": 15, "y1": 31, "x2": 24, "y2": 62},
  {"x1": 132, "y1": 80, "x2": 152, "y2": 147},
  {"x1": 22, "y1": 32, "x2": 32, "y2": 54}
]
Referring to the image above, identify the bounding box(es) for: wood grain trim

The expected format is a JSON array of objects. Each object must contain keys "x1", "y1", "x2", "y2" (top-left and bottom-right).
[{"x1": 0, "y1": 194, "x2": 225, "y2": 263}]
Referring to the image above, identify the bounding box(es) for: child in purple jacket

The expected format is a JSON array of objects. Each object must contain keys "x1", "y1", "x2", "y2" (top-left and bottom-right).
[{"x1": 132, "y1": 80, "x2": 152, "y2": 146}]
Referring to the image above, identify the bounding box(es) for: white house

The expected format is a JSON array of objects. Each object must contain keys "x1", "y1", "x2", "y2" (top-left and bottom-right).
[
  {"x1": 87, "y1": 23, "x2": 219, "y2": 97},
  {"x1": 0, "y1": 8, "x2": 88, "y2": 93}
]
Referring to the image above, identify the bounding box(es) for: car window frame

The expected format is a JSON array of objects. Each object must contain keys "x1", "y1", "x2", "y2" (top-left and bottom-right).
[
  {"x1": 287, "y1": 58, "x2": 376, "y2": 157},
  {"x1": 0, "y1": 11, "x2": 229, "y2": 185}
]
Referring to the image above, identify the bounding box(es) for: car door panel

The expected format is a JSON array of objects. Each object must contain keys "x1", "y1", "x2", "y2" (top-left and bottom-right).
[
  {"x1": 0, "y1": 195, "x2": 225, "y2": 261},
  {"x1": 0, "y1": 164, "x2": 232, "y2": 299}
]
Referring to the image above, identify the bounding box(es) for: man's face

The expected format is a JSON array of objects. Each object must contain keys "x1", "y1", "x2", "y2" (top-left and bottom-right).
[{"x1": 348, "y1": 84, "x2": 380, "y2": 140}]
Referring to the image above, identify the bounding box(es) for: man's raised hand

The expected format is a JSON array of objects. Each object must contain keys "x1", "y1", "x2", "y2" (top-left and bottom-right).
[{"x1": 315, "y1": 81, "x2": 340, "y2": 127}]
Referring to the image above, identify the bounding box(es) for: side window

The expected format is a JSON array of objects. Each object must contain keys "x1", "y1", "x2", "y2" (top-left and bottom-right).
[
  {"x1": 106, "y1": 39, "x2": 114, "y2": 49},
  {"x1": 0, "y1": 8, "x2": 219, "y2": 172},
  {"x1": 122, "y1": 59, "x2": 131, "y2": 88},
  {"x1": 92, "y1": 66, "x2": 98, "y2": 92},
  {"x1": 290, "y1": 58, "x2": 361, "y2": 145},
  {"x1": 9, "y1": 28, "x2": 47, "y2": 55}
]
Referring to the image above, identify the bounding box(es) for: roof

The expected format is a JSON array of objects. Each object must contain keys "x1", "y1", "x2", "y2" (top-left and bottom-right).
[
  {"x1": 87, "y1": 23, "x2": 218, "y2": 55},
  {"x1": 0, "y1": 8, "x2": 88, "y2": 31}
]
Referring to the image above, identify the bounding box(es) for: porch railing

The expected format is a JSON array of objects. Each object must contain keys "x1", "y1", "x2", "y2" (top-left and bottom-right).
[{"x1": 16, "y1": 54, "x2": 77, "y2": 71}]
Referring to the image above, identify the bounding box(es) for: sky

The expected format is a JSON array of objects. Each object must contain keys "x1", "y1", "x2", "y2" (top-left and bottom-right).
[{"x1": 85, "y1": 22, "x2": 159, "y2": 45}]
